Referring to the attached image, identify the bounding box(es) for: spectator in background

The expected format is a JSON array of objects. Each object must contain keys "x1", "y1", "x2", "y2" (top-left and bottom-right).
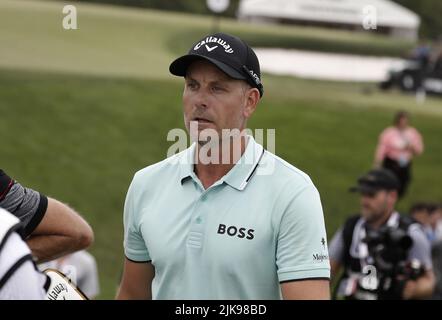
[
  {"x1": 411, "y1": 41, "x2": 431, "y2": 70},
  {"x1": 410, "y1": 203, "x2": 442, "y2": 244},
  {"x1": 410, "y1": 202, "x2": 442, "y2": 300},
  {"x1": 411, "y1": 41, "x2": 431, "y2": 91},
  {"x1": 374, "y1": 111, "x2": 424, "y2": 198},
  {"x1": 410, "y1": 202, "x2": 434, "y2": 243},
  {"x1": 428, "y1": 203, "x2": 442, "y2": 242}
]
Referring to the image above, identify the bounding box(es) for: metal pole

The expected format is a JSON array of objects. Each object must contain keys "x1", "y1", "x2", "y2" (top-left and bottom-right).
[{"x1": 213, "y1": 14, "x2": 220, "y2": 33}]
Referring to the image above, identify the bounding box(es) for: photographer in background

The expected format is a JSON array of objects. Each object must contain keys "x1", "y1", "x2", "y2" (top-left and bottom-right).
[{"x1": 329, "y1": 168, "x2": 435, "y2": 300}]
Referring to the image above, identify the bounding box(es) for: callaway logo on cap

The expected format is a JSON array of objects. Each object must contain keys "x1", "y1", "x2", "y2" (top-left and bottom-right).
[
  {"x1": 169, "y1": 32, "x2": 264, "y2": 97},
  {"x1": 193, "y1": 36, "x2": 235, "y2": 54}
]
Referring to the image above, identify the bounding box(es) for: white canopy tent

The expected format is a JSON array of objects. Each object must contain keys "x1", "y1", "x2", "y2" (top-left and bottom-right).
[{"x1": 238, "y1": 0, "x2": 420, "y2": 40}]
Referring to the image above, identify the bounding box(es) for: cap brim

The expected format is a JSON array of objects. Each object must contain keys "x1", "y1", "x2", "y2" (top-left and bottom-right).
[
  {"x1": 349, "y1": 185, "x2": 379, "y2": 194},
  {"x1": 169, "y1": 54, "x2": 246, "y2": 81}
]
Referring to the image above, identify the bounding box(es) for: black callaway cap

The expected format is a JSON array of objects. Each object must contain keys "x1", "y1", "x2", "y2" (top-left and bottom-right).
[
  {"x1": 169, "y1": 32, "x2": 264, "y2": 97},
  {"x1": 349, "y1": 168, "x2": 400, "y2": 194}
]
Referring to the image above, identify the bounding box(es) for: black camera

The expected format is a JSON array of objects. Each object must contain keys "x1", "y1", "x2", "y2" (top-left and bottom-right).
[
  {"x1": 361, "y1": 226, "x2": 425, "y2": 299},
  {"x1": 364, "y1": 226, "x2": 412, "y2": 273}
]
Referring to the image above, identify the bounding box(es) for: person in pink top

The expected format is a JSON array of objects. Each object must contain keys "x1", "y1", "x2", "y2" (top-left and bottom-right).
[{"x1": 374, "y1": 111, "x2": 424, "y2": 198}]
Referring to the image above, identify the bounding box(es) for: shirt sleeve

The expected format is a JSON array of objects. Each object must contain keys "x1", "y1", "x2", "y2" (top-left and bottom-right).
[
  {"x1": 408, "y1": 224, "x2": 433, "y2": 271},
  {"x1": 276, "y1": 185, "x2": 330, "y2": 282},
  {"x1": 374, "y1": 129, "x2": 389, "y2": 163},
  {"x1": 0, "y1": 170, "x2": 48, "y2": 238},
  {"x1": 328, "y1": 227, "x2": 345, "y2": 264},
  {"x1": 123, "y1": 175, "x2": 150, "y2": 262}
]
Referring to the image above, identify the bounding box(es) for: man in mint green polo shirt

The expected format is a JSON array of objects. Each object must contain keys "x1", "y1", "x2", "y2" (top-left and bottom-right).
[{"x1": 117, "y1": 33, "x2": 330, "y2": 300}]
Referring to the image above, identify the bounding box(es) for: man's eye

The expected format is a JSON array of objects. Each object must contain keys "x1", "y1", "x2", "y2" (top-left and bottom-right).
[
  {"x1": 212, "y1": 86, "x2": 224, "y2": 92},
  {"x1": 187, "y1": 82, "x2": 197, "y2": 89}
]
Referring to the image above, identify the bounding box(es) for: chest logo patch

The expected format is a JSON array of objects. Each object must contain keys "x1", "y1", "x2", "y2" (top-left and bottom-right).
[{"x1": 217, "y1": 224, "x2": 254, "y2": 240}]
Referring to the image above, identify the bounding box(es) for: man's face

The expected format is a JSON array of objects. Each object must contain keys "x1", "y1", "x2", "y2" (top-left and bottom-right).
[
  {"x1": 429, "y1": 208, "x2": 442, "y2": 228},
  {"x1": 182, "y1": 60, "x2": 256, "y2": 143},
  {"x1": 360, "y1": 190, "x2": 395, "y2": 223},
  {"x1": 412, "y1": 209, "x2": 430, "y2": 226}
]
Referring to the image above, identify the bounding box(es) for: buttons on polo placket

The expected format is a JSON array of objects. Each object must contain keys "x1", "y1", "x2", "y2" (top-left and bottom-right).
[{"x1": 187, "y1": 192, "x2": 209, "y2": 248}]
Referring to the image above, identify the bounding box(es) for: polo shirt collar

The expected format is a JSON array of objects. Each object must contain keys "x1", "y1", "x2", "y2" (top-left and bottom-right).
[
  {"x1": 223, "y1": 136, "x2": 264, "y2": 191},
  {"x1": 179, "y1": 136, "x2": 264, "y2": 191}
]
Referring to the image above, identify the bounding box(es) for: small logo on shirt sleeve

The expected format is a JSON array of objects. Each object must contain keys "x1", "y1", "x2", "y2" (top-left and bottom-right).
[
  {"x1": 313, "y1": 237, "x2": 329, "y2": 262},
  {"x1": 313, "y1": 253, "x2": 329, "y2": 262}
]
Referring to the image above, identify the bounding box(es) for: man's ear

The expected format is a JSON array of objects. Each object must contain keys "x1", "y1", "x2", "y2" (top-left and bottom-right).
[
  {"x1": 388, "y1": 190, "x2": 398, "y2": 205},
  {"x1": 243, "y1": 87, "x2": 260, "y2": 119}
]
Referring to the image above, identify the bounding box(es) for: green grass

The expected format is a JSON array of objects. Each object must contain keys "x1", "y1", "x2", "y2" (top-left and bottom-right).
[{"x1": 1, "y1": 0, "x2": 441, "y2": 299}]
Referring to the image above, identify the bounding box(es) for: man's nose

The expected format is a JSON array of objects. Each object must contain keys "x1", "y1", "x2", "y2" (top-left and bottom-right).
[
  {"x1": 361, "y1": 196, "x2": 370, "y2": 206},
  {"x1": 194, "y1": 88, "x2": 209, "y2": 109}
]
